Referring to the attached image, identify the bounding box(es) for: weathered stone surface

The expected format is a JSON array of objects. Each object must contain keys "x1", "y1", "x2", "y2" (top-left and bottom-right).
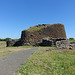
[
  {"x1": 7, "y1": 40, "x2": 17, "y2": 47},
  {"x1": 7, "y1": 40, "x2": 21, "y2": 47},
  {"x1": 56, "y1": 40, "x2": 69, "y2": 49},
  {"x1": 69, "y1": 44, "x2": 75, "y2": 50},
  {"x1": 35, "y1": 37, "x2": 53, "y2": 46},
  {"x1": 41, "y1": 40, "x2": 53, "y2": 46},
  {"x1": 21, "y1": 23, "x2": 66, "y2": 46},
  {"x1": 50, "y1": 38, "x2": 66, "y2": 45},
  {"x1": 7, "y1": 23, "x2": 67, "y2": 47}
]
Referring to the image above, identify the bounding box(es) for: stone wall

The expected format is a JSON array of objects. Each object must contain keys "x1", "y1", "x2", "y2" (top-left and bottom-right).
[
  {"x1": 7, "y1": 40, "x2": 21, "y2": 47},
  {"x1": 69, "y1": 44, "x2": 75, "y2": 50},
  {"x1": 35, "y1": 37, "x2": 53, "y2": 46},
  {"x1": 56, "y1": 40, "x2": 75, "y2": 50},
  {"x1": 21, "y1": 23, "x2": 66, "y2": 46},
  {"x1": 56, "y1": 40, "x2": 69, "y2": 49},
  {"x1": 7, "y1": 40, "x2": 17, "y2": 47}
]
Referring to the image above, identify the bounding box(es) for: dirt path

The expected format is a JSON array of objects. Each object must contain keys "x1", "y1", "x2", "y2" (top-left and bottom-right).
[{"x1": 0, "y1": 47, "x2": 38, "y2": 75}]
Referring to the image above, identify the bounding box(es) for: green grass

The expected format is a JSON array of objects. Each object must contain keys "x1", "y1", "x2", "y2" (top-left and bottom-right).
[
  {"x1": 0, "y1": 41, "x2": 6, "y2": 44},
  {"x1": 23, "y1": 26, "x2": 47, "y2": 31},
  {"x1": 0, "y1": 41, "x2": 6, "y2": 48},
  {"x1": 0, "y1": 50, "x2": 14, "y2": 57},
  {"x1": 0, "y1": 41, "x2": 33, "y2": 57},
  {"x1": 16, "y1": 47, "x2": 75, "y2": 75},
  {"x1": 0, "y1": 42, "x2": 33, "y2": 57},
  {"x1": 69, "y1": 39, "x2": 74, "y2": 43}
]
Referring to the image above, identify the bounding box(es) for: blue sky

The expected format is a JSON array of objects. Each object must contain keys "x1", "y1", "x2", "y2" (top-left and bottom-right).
[{"x1": 0, "y1": 0, "x2": 75, "y2": 39}]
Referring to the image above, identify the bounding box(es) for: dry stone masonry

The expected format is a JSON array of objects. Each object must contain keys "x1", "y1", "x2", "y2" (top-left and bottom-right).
[
  {"x1": 35, "y1": 37, "x2": 53, "y2": 46},
  {"x1": 7, "y1": 23, "x2": 69, "y2": 47},
  {"x1": 69, "y1": 44, "x2": 75, "y2": 50},
  {"x1": 7, "y1": 39, "x2": 21, "y2": 47},
  {"x1": 21, "y1": 23, "x2": 66, "y2": 46},
  {"x1": 56, "y1": 40, "x2": 69, "y2": 49}
]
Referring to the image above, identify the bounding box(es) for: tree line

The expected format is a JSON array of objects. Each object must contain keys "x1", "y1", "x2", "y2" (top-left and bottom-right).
[
  {"x1": 0, "y1": 38, "x2": 20, "y2": 41},
  {"x1": 0, "y1": 38, "x2": 74, "y2": 42}
]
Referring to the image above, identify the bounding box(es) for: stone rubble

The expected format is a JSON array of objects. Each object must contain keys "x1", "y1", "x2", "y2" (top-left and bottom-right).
[{"x1": 56, "y1": 40, "x2": 75, "y2": 50}]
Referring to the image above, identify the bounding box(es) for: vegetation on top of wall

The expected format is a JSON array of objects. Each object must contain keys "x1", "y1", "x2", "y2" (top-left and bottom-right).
[
  {"x1": 23, "y1": 25, "x2": 47, "y2": 31},
  {"x1": 22, "y1": 23, "x2": 64, "y2": 32}
]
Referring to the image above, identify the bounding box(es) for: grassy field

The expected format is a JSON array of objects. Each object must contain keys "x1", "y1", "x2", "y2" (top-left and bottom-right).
[
  {"x1": 69, "y1": 40, "x2": 74, "y2": 43},
  {"x1": 0, "y1": 41, "x2": 6, "y2": 48},
  {"x1": 0, "y1": 46, "x2": 32, "y2": 57},
  {"x1": 16, "y1": 47, "x2": 75, "y2": 75},
  {"x1": 0, "y1": 41, "x2": 32, "y2": 57}
]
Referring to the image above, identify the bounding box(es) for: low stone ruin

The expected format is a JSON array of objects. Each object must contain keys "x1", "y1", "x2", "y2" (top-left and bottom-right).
[
  {"x1": 56, "y1": 40, "x2": 69, "y2": 49},
  {"x1": 69, "y1": 44, "x2": 75, "y2": 50},
  {"x1": 7, "y1": 37, "x2": 67, "y2": 47},
  {"x1": 35, "y1": 37, "x2": 66, "y2": 46},
  {"x1": 50, "y1": 38, "x2": 66, "y2": 45},
  {"x1": 7, "y1": 39, "x2": 21, "y2": 47},
  {"x1": 7, "y1": 40, "x2": 17, "y2": 47},
  {"x1": 56, "y1": 40, "x2": 75, "y2": 50},
  {"x1": 7, "y1": 38, "x2": 75, "y2": 50}
]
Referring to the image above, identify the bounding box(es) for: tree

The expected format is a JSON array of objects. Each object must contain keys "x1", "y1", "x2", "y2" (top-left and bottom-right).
[
  {"x1": 69, "y1": 38, "x2": 74, "y2": 43},
  {"x1": 4, "y1": 38, "x2": 11, "y2": 41}
]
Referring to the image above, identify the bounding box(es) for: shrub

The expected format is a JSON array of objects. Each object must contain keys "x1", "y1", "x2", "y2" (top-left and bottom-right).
[
  {"x1": 69, "y1": 38, "x2": 74, "y2": 43},
  {"x1": 4, "y1": 38, "x2": 11, "y2": 41}
]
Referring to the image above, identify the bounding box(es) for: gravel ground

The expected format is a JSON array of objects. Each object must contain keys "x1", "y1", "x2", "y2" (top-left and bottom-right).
[{"x1": 0, "y1": 47, "x2": 38, "y2": 75}]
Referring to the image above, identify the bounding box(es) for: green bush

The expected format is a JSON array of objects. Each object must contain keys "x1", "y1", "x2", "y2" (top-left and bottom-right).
[
  {"x1": 4, "y1": 38, "x2": 11, "y2": 41},
  {"x1": 69, "y1": 38, "x2": 74, "y2": 43}
]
